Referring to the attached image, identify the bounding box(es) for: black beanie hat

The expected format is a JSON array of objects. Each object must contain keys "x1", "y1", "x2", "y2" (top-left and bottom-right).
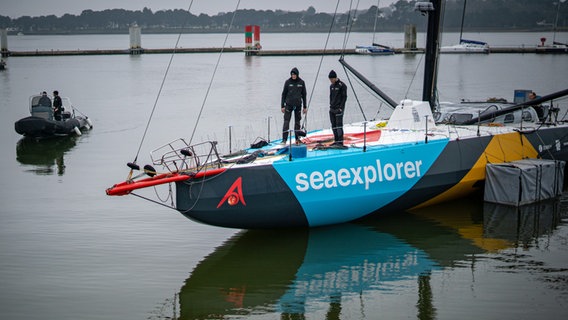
[
  {"x1": 291, "y1": 67, "x2": 299, "y2": 76},
  {"x1": 328, "y1": 70, "x2": 337, "y2": 78}
]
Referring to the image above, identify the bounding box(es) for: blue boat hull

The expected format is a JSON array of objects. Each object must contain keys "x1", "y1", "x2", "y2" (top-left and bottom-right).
[{"x1": 176, "y1": 127, "x2": 568, "y2": 229}]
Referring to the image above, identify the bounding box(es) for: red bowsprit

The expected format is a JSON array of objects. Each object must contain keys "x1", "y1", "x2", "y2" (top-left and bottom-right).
[{"x1": 105, "y1": 168, "x2": 226, "y2": 196}]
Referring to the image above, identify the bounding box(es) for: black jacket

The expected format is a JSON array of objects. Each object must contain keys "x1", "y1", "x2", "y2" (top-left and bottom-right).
[
  {"x1": 53, "y1": 96, "x2": 62, "y2": 112},
  {"x1": 329, "y1": 79, "x2": 347, "y2": 111},
  {"x1": 281, "y1": 77, "x2": 307, "y2": 109}
]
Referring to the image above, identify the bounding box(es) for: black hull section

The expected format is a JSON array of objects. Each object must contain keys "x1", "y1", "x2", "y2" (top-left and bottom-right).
[
  {"x1": 14, "y1": 116, "x2": 86, "y2": 138},
  {"x1": 176, "y1": 165, "x2": 309, "y2": 228},
  {"x1": 378, "y1": 126, "x2": 568, "y2": 215},
  {"x1": 524, "y1": 127, "x2": 568, "y2": 161}
]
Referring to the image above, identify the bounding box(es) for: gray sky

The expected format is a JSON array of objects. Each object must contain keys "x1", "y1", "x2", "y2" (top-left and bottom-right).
[{"x1": 2, "y1": 0, "x2": 397, "y2": 18}]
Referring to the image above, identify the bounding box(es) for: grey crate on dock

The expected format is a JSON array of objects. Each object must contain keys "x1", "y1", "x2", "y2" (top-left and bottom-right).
[{"x1": 484, "y1": 159, "x2": 565, "y2": 206}]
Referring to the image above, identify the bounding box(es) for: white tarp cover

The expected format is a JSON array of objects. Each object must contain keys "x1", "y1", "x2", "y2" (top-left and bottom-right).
[{"x1": 484, "y1": 159, "x2": 565, "y2": 206}]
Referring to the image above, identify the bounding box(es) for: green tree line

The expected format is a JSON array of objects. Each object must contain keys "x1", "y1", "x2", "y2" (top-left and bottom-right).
[{"x1": 0, "y1": 0, "x2": 566, "y2": 34}]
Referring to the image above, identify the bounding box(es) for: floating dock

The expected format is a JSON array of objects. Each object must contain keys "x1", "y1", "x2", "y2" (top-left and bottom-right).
[
  {"x1": 3, "y1": 46, "x2": 567, "y2": 57},
  {"x1": 6, "y1": 47, "x2": 245, "y2": 57}
]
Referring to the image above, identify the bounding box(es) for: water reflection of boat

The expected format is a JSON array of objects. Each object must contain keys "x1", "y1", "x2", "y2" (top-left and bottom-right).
[
  {"x1": 407, "y1": 196, "x2": 566, "y2": 254},
  {"x1": 171, "y1": 195, "x2": 565, "y2": 319},
  {"x1": 483, "y1": 198, "x2": 564, "y2": 246},
  {"x1": 16, "y1": 136, "x2": 77, "y2": 175},
  {"x1": 178, "y1": 223, "x2": 439, "y2": 319}
]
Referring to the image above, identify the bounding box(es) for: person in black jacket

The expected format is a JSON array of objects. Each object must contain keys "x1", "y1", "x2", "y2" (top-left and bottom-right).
[
  {"x1": 52, "y1": 90, "x2": 63, "y2": 121},
  {"x1": 38, "y1": 91, "x2": 52, "y2": 107},
  {"x1": 328, "y1": 70, "x2": 348, "y2": 146},
  {"x1": 281, "y1": 67, "x2": 307, "y2": 144}
]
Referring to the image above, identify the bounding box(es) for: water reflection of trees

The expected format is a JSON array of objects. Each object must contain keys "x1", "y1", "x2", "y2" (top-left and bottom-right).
[{"x1": 16, "y1": 136, "x2": 77, "y2": 176}]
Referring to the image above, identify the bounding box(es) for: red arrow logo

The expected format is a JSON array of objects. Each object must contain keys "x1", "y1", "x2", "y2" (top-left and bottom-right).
[{"x1": 217, "y1": 177, "x2": 247, "y2": 208}]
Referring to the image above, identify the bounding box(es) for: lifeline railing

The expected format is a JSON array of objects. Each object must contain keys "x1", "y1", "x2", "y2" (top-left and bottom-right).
[{"x1": 150, "y1": 139, "x2": 223, "y2": 173}]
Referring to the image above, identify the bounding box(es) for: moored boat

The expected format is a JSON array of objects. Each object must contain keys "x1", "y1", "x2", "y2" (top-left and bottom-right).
[
  {"x1": 355, "y1": 1, "x2": 395, "y2": 55},
  {"x1": 440, "y1": 0, "x2": 489, "y2": 53},
  {"x1": 440, "y1": 39, "x2": 489, "y2": 53},
  {"x1": 14, "y1": 93, "x2": 93, "y2": 138},
  {"x1": 536, "y1": 40, "x2": 568, "y2": 54},
  {"x1": 355, "y1": 43, "x2": 395, "y2": 55}
]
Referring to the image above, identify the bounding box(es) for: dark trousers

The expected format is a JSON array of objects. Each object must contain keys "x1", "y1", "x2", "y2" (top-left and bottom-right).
[
  {"x1": 329, "y1": 110, "x2": 344, "y2": 144},
  {"x1": 282, "y1": 106, "x2": 302, "y2": 142},
  {"x1": 54, "y1": 112, "x2": 62, "y2": 121}
]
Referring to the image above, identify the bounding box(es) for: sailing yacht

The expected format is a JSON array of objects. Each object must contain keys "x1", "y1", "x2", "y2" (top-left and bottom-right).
[
  {"x1": 536, "y1": 0, "x2": 568, "y2": 53},
  {"x1": 440, "y1": 0, "x2": 489, "y2": 53},
  {"x1": 355, "y1": 0, "x2": 395, "y2": 55},
  {"x1": 106, "y1": 0, "x2": 568, "y2": 229}
]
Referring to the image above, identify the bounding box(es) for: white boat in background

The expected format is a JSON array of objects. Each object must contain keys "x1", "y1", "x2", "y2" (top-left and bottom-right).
[
  {"x1": 355, "y1": 43, "x2": 395, "y2": 55},
  {"x1": 536, "y1": 0, "x2": 568, "y2": 53},
  {"x1": 355, "y1": 0, "x2": 395, "y2": 55},
  {"x1": 440, "y1": 0, "x2": 489, "y2": 53},
  {"x1": 440, "y1": 39, "x2": 489, "y2": 53}
]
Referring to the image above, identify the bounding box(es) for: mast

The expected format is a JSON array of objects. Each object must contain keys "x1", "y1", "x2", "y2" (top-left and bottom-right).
[
  {"x1": 421, "y1": 0, "x2": 442, "y2": 111},
  {"x1": 372, "y1": 0, "x2": 380, "y2": 44},
  {"x1": 553, "y1": 0, "x2": 564, "y2": 44},
  {"x1": 459, "y1": 0, "x2": 467, "y2": 41}
]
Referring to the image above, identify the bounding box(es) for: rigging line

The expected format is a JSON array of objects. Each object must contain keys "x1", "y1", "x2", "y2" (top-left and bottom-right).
[
  {"x1": 559, "y1": 106, "x2": 568, "y2": 121},
  {"x1": 178, "y1": 164, "x2": 236, "y2": 214},
  {"x1": 132, "y1": 0, "x2": 196, "y2": 163},
  {"x1": 404, "y1": 46, "x2": 426, "y2": 101},
  {"x1": 189, "y1": 0, "x2": 242, "y2": 146},
  {"x1": 433, "y1": 0, "x2": 446, "y2": 109},
  {"x1": 341, "y1": 0, "x2": 370, "y2": 121},
  {"x1": 341, "y1": 0, "x2": 359, "y2": 52},
  {"x1": 131, "y1": 192, "x2": 177, "y2": 211},
  {"x1": 342, "y1": 64, "x2": 367, "y2": 121},
  {"x1": 351, "y1": 74, "x2": 386, "y2": 103},
  {"x1": 372, "y1": 0, "x2": 381, "y2": 44},
  {"x1": 153, "y1": 181, "x2": 173, "y2": 204},
  {"x1": 302, "y1": 0, "x2": 342, "y2": 131},
  {"x1": 372, "y1": 101, "x2": 387, "y2": 120}
]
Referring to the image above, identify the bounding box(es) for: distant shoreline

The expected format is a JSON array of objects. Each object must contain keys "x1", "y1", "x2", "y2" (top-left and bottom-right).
[{"x1": 7, "y1": 27, "x2": 568, "y2": 36}]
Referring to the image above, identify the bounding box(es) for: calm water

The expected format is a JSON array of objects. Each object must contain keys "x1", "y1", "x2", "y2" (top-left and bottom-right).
[{"x1": 1, "y1": 33, "x2": 568, "y2": 320}]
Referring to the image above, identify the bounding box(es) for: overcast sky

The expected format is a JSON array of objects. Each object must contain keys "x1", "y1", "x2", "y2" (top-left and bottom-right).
[{"x1": 2, "y1": 0, "x2": 397, "y2": 18}]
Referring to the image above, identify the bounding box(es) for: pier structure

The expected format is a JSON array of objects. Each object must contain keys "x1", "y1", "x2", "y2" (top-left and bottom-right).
[
  {"x1": 129, "y1": 24, "x2": 143, "y2": 55},
  {"x1": 8, "y1": 46, "x2": 567, "y2": 57},
  {"x1": 1, "y1": 24, "x2": 566, "y2": 57},
  {"x1": 244, "y1": 25, "x2": 261, "y2": 56},
  {"x1": 1, "y1": 29, "x2": 8, "y2": 57},
  {"x1": 404, "y1": 24, "x2": 418, "y2": 52}
]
